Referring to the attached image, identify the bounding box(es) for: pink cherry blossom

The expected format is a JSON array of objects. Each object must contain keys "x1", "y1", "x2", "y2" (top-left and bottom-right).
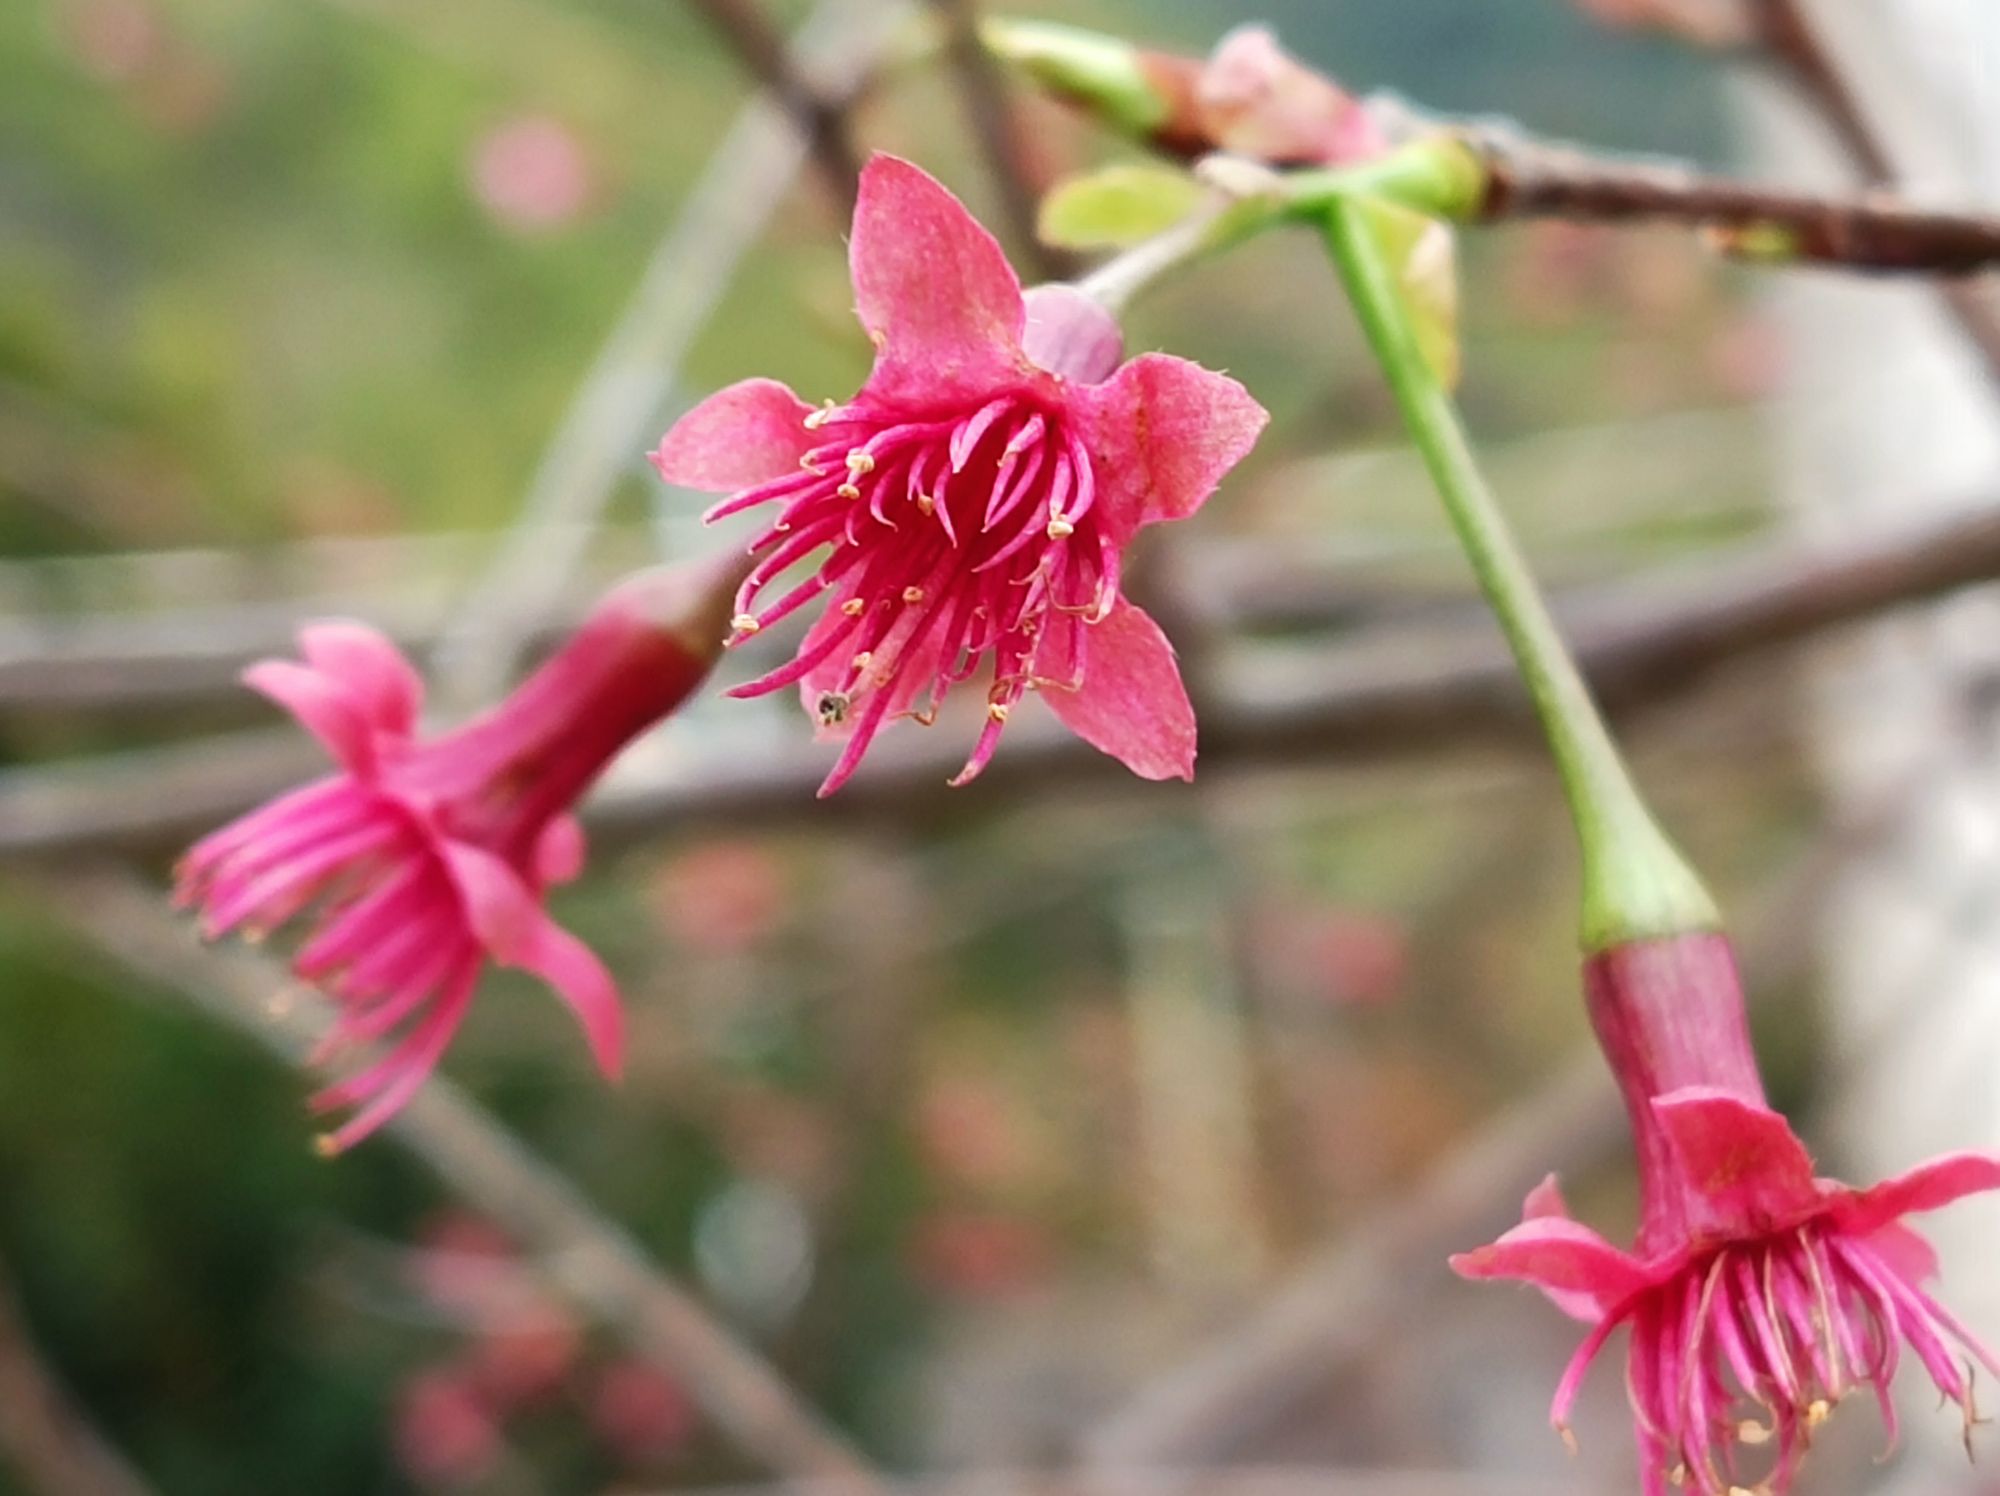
[
  {"x1": 1452, "y1": 933, "x2": 2000, "y2": 1495},
  {"x1": 175, "y1": 554, "x2": 744, "y2": 1151},
  {"x1": 650, "y1": 156, "x2": 1267, "y2": 795}
]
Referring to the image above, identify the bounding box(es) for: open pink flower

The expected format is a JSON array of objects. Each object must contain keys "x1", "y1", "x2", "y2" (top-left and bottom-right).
[
  {"x1": 650, "y1": 155, "x2": 1266, "y2": 795},
  {"x1": 1453, "y1": 934, "x2": 2000, "y2": 1495},
  {"x1": 175, "y1": 554, "x2": 744, "y2": 1151}
]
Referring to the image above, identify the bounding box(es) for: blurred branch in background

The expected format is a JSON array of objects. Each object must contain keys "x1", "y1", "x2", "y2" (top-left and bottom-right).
[
  {"x1": 28, "y1": 871, "x2": 886, "y2": 1496},
  {"x1": 688, "y1": 0, "x2": 870, "y2": 210},
  {"x1": 1746, "y1": 0, "x2": 2000, "y2": 377},
  {"x1": 924, "y1": 0, "x2": 1073, "y2": 281},
  {"x1": 0, "y1": 1259, "x2": 156, "y2": 1496},
  {"x1": 12, "y1": 496, "x2": 2000, "y2": 858},
  {"x1": 613, "y1": 1451, "x2": 1565, "y2": 1490},
  {"x1": 1083, "y1": 740, "x2": 1924, "y2": 1468},
  {"x1": 431, "y1": 0, "x2": 904, "y2": 706}
]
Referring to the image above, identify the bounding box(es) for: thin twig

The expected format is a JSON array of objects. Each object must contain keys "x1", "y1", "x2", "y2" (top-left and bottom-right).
[
  {"x1": 925, "y1": 0, "x2": 1074, "y2": 280},
  {"x1": 31, "y1": 869, "x2": 885, "y2": 1494},
  {"x1": 0, "y1": 1259, "x2": 156, "y2": 1496},
  {"x1": 1475, "y1": 132, "x2": 2000, "y2": 274},
  {"x1": 689, "y1": 0, "x2": 868, "y2": 211},
  {"x1": 1747, "y1": 0, "x2": 2000, "y2": 377},
  {"x1": 432, "y1": 0, "x2": 902, "y2": 706},
  {"x1": 10, "y1": 497, "x2": 2000, "y2": 858}
]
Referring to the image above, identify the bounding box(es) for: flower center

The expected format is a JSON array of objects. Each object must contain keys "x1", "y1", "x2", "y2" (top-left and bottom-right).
[{"x1": 707, "y1": 393, "x2": 1113, "y2": 785}]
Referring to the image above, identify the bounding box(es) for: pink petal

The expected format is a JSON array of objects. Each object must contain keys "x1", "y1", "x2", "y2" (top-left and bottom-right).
[
  {"x1": 438, "y1": 841, "x2": 623, "y2": 1081},
  {"x1": 1523, "y1": 1172, "x2": 1571, "y2": 1220},
  {"x1": 649, "y1": 378, "x2": 816, "y2": 493},
  {"x1": 1072, "y1": 353, "x2": 1267, "y2": 541},
  {"x1": 533, "y1": 815, "x2": 587, "y2": 888},
  {"x1": 1036, "y1": 599, "x2": 1196, "y2": 782},
  {"x1": 298, "y1": 621, "x2": 424, "y2": 740},
  {"x1": 1449, "y1": 1215, "x2": 1654, "y2": 1307},
  {"x1": 1865, "y1": 1220, "x2": 1942, "y2": 1284},
  {"x1": 1834, "y1": 1150, "x2": 2000, "y2": 1239},
  {"x1": 1650, "y1": 1087, "x2": 1822, "y2": 1236},
  {"x1": 243, "y1": 659, "x2": 378, "y2": 778},
  {"x1": 849, "y1": 155, "x2": 1029, "y2": 409}
]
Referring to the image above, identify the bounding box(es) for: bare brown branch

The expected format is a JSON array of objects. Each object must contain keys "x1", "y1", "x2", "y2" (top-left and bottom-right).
[
  {"x1": 689, "y1": 0, "x2": 867, "y2": 211},
  {"x1": 34, "y1": 871, "x2": 884, "y2": 1494},
  {"x1": 1476, "y1": 133, "x2": 2000, "y2": 274},
  {"x1": 9, "y1": 499, "x2": 2000, "y2": 859},
  {"x1": 1747, "y1": 0, "x2": 2000, "y2": 375},
  {"x1": 924, "y1": 0, "x2": 1076, "y2": 280}
]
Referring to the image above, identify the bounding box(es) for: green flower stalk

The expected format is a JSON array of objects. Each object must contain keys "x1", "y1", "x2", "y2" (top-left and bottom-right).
[{"x1": 1318, "y1": 196, "x2": 1717, "y2": 950}]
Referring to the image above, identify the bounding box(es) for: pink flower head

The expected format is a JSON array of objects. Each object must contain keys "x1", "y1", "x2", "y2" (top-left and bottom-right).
[
  {"x1": 175, "y1": 553, "x2": 745, "y2": 1151},
  {"x1": 1195, "y1": 25, "x2": 1386, "y2": 167},
  {"x1": 649, "y1": 156, "x2": 1267, "y2": 795},
  {"x1": 1453, "y1": 934, "x2": 2000, "y2": 1495}
]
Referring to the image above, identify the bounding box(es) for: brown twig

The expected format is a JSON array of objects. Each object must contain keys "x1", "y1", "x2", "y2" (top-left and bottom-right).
[
  {"x1": 689, "y1": 0, "x2": 867, "y2": 211},
  {"x1": 34, "y1": 870, "x2": 885, "y2": 1494},
  {"x1": 1475, "y1": 133, "x2": 2000, "y2": 274},
  {"x1": 1747, "y1": 0, "x2": 2000, "y2": 376},
  {"x1": 924, "y1": 0, "x2": 1076, "y2": 280},
  {"x1": 647, "y1": 1473, "x2": 1577, "y2": 1496},
  {"x1": 0, "y1": 1259, "x2": 156, "y2": 1496},
  {"x1": 10, "y1": 498, "x2": 2000, "y2": 859}
]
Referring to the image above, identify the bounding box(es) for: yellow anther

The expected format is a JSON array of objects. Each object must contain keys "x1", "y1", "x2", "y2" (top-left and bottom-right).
[
  {"x1": 916, "y1": 493, "x2": 936, "y2": 516},
  {"x1": 845, "y1": 450, "x2": 875, "y2": 475},
  {"x1": 851, "y1": 651, "x2": 873, "y2": 671},
  {"x1": 986, "y1": 702, "x2": 1010, "y2": 723},
  {"x1": 1046, "y1": 517, "x2": 1075, "y2": 539},
  {"x1": 1736, "y1": 1420, "x2": 1772, "y2": 1447},
  {"x1": 902, "y1": 586, "x2": 925, "y2": 604},
  {"x1": 1557, "y1": 1426, "x2": 1578, "y2": 1457},
  {"x1": 1806, "y1": 1400, "x2": 1832, "y2": 1428},
  {"x1": 803, "y1": 398, "x2": 839, "y2": 430},
  {"x1": 731, "y1": 613, "x2": 761, "y2": 635},
  {"x1": 312, "y1": 1134, "x2": 339, "y2": 1158},
  {"x1": 841, "y1": 598, "x2": 866, "y2": 617},
  {"x1": 837, "y1": 482, "x2": 862, "y2": 500},
  {"x1": 799, "y1": 456, "x2": 825, "y2": 473}
]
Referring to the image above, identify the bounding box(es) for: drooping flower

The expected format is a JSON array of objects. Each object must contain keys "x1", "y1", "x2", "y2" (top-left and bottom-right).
[
  {"x1": 175, "y1": 553, "x2": 746, "y2": 1151},
  {"x1": 649, "y1": 155, "x2": 1267, "y2": 795},
  {"x1": 1453, "y1": 932, "x2": 2000, "y2": 1496}
]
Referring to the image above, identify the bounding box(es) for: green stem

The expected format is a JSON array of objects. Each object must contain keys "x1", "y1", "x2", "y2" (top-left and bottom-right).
[{"x1": 1320, "y1": 197, "x2": 1719, "y2": 950}]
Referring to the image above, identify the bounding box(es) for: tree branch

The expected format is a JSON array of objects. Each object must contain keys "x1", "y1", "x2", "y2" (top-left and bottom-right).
[
  {"x1": 31, "y1": 870, "x2": 884, "y2": 1494},
  {"x1": 924, "y1": 0, "x2": 1075, "y2": 280},
  {"x1": 688, "y1": 0, "x2": 868, "y2": 211},
  {"x1": 1746, "y1": 0, "x2": 2000, "y2": 375},
  {"x1": 1475, "y1": 131, "x2": 2000, "y2": 274},
  {"x1": 8, "y1": 500, "x2": 2000, "y2": 859}
]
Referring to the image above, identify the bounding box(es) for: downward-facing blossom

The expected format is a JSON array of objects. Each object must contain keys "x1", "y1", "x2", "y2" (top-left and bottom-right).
[
  {"x1": 1452, "y1": 934, "x2": 2000, "y2": 1495},
  {"x1": 650, "y1": 155, "x2": 1267, "y2": 794},
  {"x1": 175, "y1": 554, "x2": 743, "y2": 1151}
]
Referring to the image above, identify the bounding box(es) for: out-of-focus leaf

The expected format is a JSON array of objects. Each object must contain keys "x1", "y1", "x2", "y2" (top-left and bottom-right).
[
  {"x1": 1037, "y1": 165, "x2": 1203, "y2": 251},
  {"x1": 1353, "y1": 195, "x2": 1462, "y2": 389}
]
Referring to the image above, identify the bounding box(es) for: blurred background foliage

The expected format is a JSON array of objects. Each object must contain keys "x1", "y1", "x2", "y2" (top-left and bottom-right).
[{"x1": 0, "y1": 1, "x2": 1816, "y2": 1492}]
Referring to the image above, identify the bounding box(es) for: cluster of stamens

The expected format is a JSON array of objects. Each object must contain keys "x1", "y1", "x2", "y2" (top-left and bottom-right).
[
  {"x1": 1559, "y1": 1226, "x2": 1995, "y2": 1496},
  {"x1": 706, "y1": 391, "x2": 1114, "y2": 791}
]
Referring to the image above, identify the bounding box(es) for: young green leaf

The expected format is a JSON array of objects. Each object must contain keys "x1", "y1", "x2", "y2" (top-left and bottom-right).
[{"x1": 1038, "y1": 165, "x2": 1205, "y2": 251}]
